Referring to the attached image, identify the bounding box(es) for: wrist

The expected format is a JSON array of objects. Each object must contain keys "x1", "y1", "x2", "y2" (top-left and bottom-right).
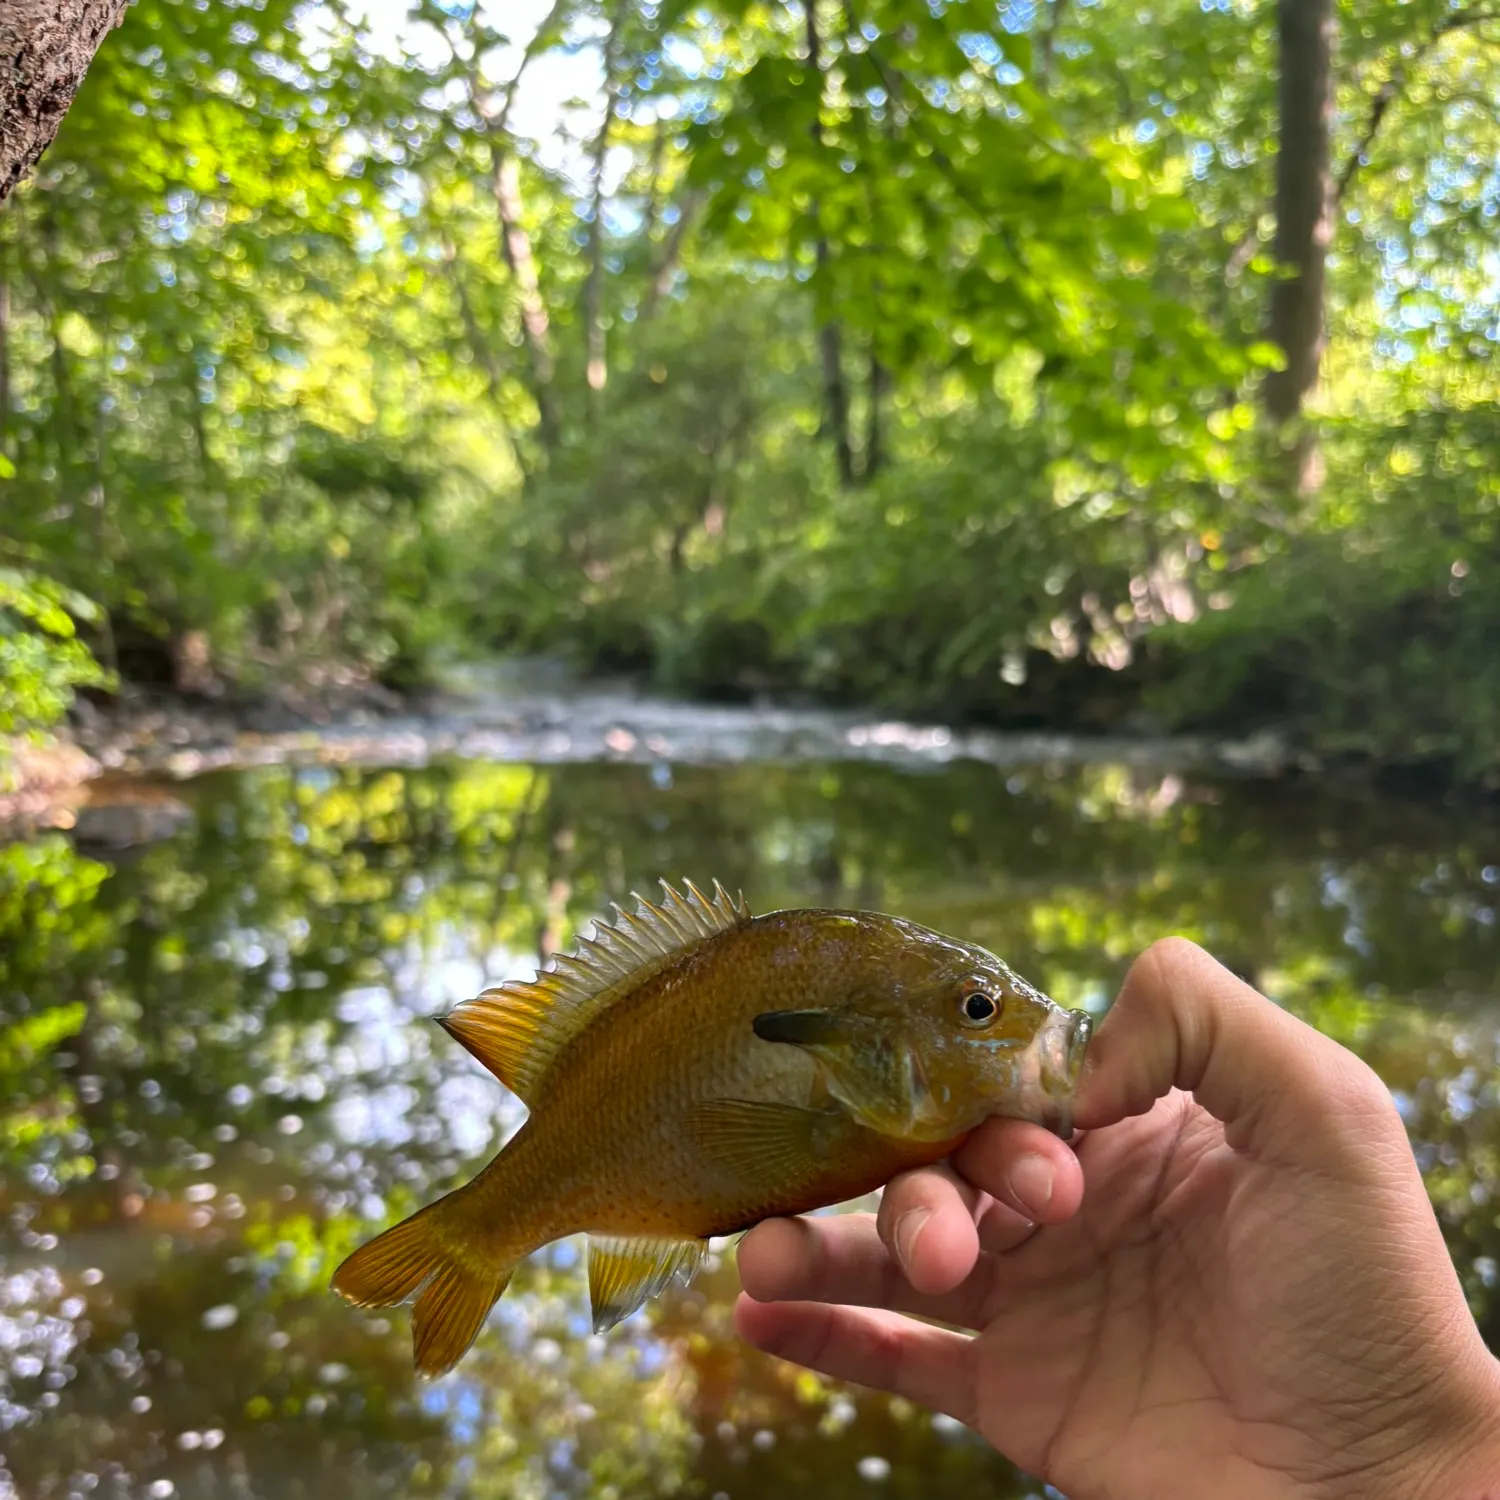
[
  {"x1": 1443, "y1": 1438, "x2": 1500, "y2": 1500},
  {"x1": 1293, "y1": 1347, "x2": 1500, "y2": 1500},
  {"x1": 1401, "y1": 1351, "x2": 1500, "y2": 1500},
  {"x1": 1437, "y1": 1446, "x2": 1500, "y2": 1500}
]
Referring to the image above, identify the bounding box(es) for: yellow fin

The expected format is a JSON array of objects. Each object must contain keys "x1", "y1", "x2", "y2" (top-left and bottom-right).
[
  {"x1": 331, "y1": 1196, "x2": 513, "y2": 1378},
  {"x1": 437, "y1": 878, "x2": 751, "y2": 1102},
  {"x1": 411, "y1": 1257, "x2": 509, "y2": 1377},
  {"x1": 689, "y1": 1099, "x2": 851, "y2": 1197},
  {"x1": 587, "y1": 1234, "x2": 705, "y2": 1333}
]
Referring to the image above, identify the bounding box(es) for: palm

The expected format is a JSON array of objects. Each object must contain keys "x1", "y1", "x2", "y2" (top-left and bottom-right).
[{"x1": 967, "y1": 1094, "x2": 1367, "y2": 1494}]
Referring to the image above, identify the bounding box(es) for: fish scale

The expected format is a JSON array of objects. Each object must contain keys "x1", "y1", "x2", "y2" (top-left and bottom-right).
[{"x1": 331, "y1": 879, "x2": 1092, "y2": 1376}]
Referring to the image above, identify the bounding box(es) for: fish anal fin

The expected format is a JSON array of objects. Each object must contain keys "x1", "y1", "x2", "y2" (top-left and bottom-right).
[
  {"x1": 437, "y1": 879, "x2": 751, "y2": 1103},
  {"x1": 588, "y1": 1235, "x2": 706, "y2": 1333},
  {"x1": 688, "y1": 1099, "x2": 850, "y2": 1197}
]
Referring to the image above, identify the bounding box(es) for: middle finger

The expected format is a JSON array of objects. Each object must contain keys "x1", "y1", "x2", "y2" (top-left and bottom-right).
[{"x1": 738, "y1": 1211, "x2": 998, "y2": 1331}]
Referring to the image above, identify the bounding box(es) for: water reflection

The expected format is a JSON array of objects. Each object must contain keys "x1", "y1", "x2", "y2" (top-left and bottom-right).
[{"x1": 2, "y1": 758, "x2": 1498, "y2": 1498}]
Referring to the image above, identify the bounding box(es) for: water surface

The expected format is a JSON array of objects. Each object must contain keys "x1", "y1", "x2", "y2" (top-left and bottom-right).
[{"x1": 4, "y1": 755, "x2": 1498, "y2": 1499}]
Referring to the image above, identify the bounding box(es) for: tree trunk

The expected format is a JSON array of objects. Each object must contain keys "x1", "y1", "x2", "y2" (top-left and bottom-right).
[
  {"x1": 815, "y1": 271, "x2": 854, "y2": 488},
  {"x1": 1264, "y1": 0, "x2": 1335, "y2": 430},
  {"x1": 490, "y1": 145, "x2": 560, "y2": 447},
  {"x1": 641, "y1": 116, "x2": 667, "y2": 246},
  {"x1": 864, "y1": 351, "x2": 888, "y2": 483},
  {"x1": 441, "y1": 238, "x2": 505, "y2": 401},
  {"x1": 0, "y1": 271, "x2": 9, "y2": 454},
  {"x1": 89, "y1": 352, "x2": 118, "y2": 676},
  {"x1": 804, "y1": 2, "x2": 854, "y2": 488},
  {"x1": 184, "y1": 358, "x2": 213, "y2": 480},
  {"x1": 642, "y1": 191, "x2": 701, "y2": 318},
  {"x1": 459, "y1": 1, "x2": 563, "y2": 451},
  {"x1": 0, "y1": 0, "x2": 130, "y2": 203},
  {"x1": 34, "y1": 256, "x2": 74, "y2": 501},
  {"x1": 583, "y1": 0, "x2": 628, "y2": 422}
]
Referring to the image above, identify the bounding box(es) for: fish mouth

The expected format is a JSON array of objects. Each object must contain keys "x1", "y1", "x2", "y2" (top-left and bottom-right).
[
  {"x1": 1034, "y1": 1007, "x2": 1093, "y2": 1139},
  {"x1": 1065, "y1": 1008, "x2": 1092, "y2": 1082}
]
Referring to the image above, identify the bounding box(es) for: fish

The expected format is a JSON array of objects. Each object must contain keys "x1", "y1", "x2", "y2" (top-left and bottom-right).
[{"x1": 330, "y1": 878, "x2": 1093, "y2": 1376}]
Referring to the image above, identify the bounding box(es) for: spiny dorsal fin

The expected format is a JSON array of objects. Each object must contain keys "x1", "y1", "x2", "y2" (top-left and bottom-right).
[
  {"x1": 436, "y1": 878, "x2": 751, "y2": 1103},
  {"x1": 587, "y1": 1234, "x2": 705, "y2": 1333}
]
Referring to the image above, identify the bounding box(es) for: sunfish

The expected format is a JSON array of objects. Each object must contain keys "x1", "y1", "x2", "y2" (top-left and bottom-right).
[{"x1": 332, "y1": 879, "x2": 1092, "y2": 1375}]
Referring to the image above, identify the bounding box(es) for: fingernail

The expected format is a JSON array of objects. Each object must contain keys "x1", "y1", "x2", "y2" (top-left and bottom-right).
[
  {"x1": 1009, "y1": 1155, "x2": 1054, "y2": 1215},
  {"x1": 894, "y1": 1208, "x2": 929, "y2": 1272}
]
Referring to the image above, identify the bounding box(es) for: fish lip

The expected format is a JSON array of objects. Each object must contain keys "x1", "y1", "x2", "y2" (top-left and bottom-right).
[
  {"x1": 1064, "y1": 1009, "x2": 1092, "y2": 1086},
  {"x1": 1036, "y1": 1007, "x2": 1093, "y2": 1139}
]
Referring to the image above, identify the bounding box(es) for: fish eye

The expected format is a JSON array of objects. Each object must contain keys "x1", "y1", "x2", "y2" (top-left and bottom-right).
[{"x1": 960, "y1": 989, "x2": 999, "y2": 1026}]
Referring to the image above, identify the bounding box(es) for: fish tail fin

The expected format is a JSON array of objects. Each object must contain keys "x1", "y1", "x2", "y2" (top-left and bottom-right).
[{"x1": 331, "y1": 1194, "x2": 514, "y2": 1378}]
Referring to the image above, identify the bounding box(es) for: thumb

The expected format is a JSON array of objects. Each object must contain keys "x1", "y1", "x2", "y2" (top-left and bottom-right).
[{"x1": 1074, "y1": 937, "x2": 1401, "y2": 1167}]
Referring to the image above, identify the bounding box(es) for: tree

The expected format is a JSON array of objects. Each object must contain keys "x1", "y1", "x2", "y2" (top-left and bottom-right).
[
  {"x1": 0, "y1": 0, "x2": 130, "y2": 201},
  {"x1": 1263, "y1": 0, "x2": 1336, "y2": 464},
  {"x1": 3, "y1": 0, "x2": 1499, "y2": 775}
]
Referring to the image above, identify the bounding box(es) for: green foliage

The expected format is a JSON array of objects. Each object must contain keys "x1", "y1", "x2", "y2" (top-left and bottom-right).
[
  {"x1": 1142, "y1": 404, "x2": 1500, "y2": 772},
  {"x1": 0, "y1": 567, "x2": 110, "y2": 735},
  {"x1": 1, "y1": 0, "x2": 1497, "y2": 768}
]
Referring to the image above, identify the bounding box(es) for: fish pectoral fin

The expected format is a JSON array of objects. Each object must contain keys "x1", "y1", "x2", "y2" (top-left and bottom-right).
[
  {"x1": 753, "y1": 1012, "x2": 934, "y2": 1139},
  {"x1": 687, "y1": 1099, "x2": 847, "y2": 1195},
  {"x1": 751, "y1": 1009, "x2": 854, "y2": 1047},
  {"x1": 588, "y1": 1235, "x2": 706, "y2": 1334}
]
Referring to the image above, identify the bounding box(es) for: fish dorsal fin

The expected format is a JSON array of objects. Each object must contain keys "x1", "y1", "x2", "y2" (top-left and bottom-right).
[
  {"x1": 436, "y1": 878, "x2": 751, "y2": 1103},
  {"x1": 587, "y1": 1234, "x2": 705, "y2": 1333}
]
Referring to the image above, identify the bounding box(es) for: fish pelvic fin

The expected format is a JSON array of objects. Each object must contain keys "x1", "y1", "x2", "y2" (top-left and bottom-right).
[
  {"x1": 438, "y1": 878, "x2": 752, "y2": 1103},
  {"x1": 331, "y1": 1196, "x2": 513, "y2": 1378},
  {"x1": 587, "y1": 1234, "x2": 706, "y2": 1334}
]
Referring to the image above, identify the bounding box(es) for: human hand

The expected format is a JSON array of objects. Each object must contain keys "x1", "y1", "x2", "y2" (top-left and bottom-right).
[{"x1": 735, "y1": 938, "x2": 1500, "y2": 1500}]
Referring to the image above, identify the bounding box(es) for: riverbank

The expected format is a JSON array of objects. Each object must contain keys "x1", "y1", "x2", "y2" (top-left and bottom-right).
[{"x1": 3, "y1": 666, "x2": 1311, "y2": 844}]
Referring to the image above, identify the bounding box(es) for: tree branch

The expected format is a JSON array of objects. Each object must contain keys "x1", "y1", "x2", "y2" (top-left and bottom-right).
[
  {"x1": 584, "y1": 0, "x2": 629, "y2": 417},
  {"x1": 440, "y1": 237, "x2": 506, "y2": 400},
  {"x1": 456, "y1": 2, "x2": 560, "y2": 447},
  {"x1": 861, "y1": 44, "x2": 1033, "y2": 277},
  {"x1": 641, "y1": 190, "x2": 703, "y2": 318},
  {"x1": 804, "y1": 0, "x2": 854, "y2": 488},
  {"x1": 1336, "y1": 7, "x2": 1500, "y2": 202},
  {"x1": 1037, "y1": 0, "x2": 1071, "y2": 90}
]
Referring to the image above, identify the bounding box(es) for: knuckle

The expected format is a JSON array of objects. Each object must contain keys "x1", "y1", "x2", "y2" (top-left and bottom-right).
[
  {"x1": 858, "y1": 1310, "x2": 907, "y2": 1375},
  {"x1": 1144, "y1": 933, "x2": 1203, "y2": 966},
  {"x1": 1136, "y1": 935, "x2": 1206, "y2": 988},
  {"x1": 799, "y1": 1304, "x2": 840, "y2": 1368},
  {"x1": 1329, "y1": 1054, "x2": 1398, "y2": 1122},
  {"x1": 1312, "y1": 1050, "x2": 1408, "y2": 1157},
  {"x1": 1120, "y1": 936, "x2": 1202, "y2": 1012}
]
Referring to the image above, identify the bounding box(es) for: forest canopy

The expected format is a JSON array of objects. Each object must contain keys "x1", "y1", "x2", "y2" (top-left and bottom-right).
[{"x1": 2, "y1": 0, "x2": 1498, "y2": 775}]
